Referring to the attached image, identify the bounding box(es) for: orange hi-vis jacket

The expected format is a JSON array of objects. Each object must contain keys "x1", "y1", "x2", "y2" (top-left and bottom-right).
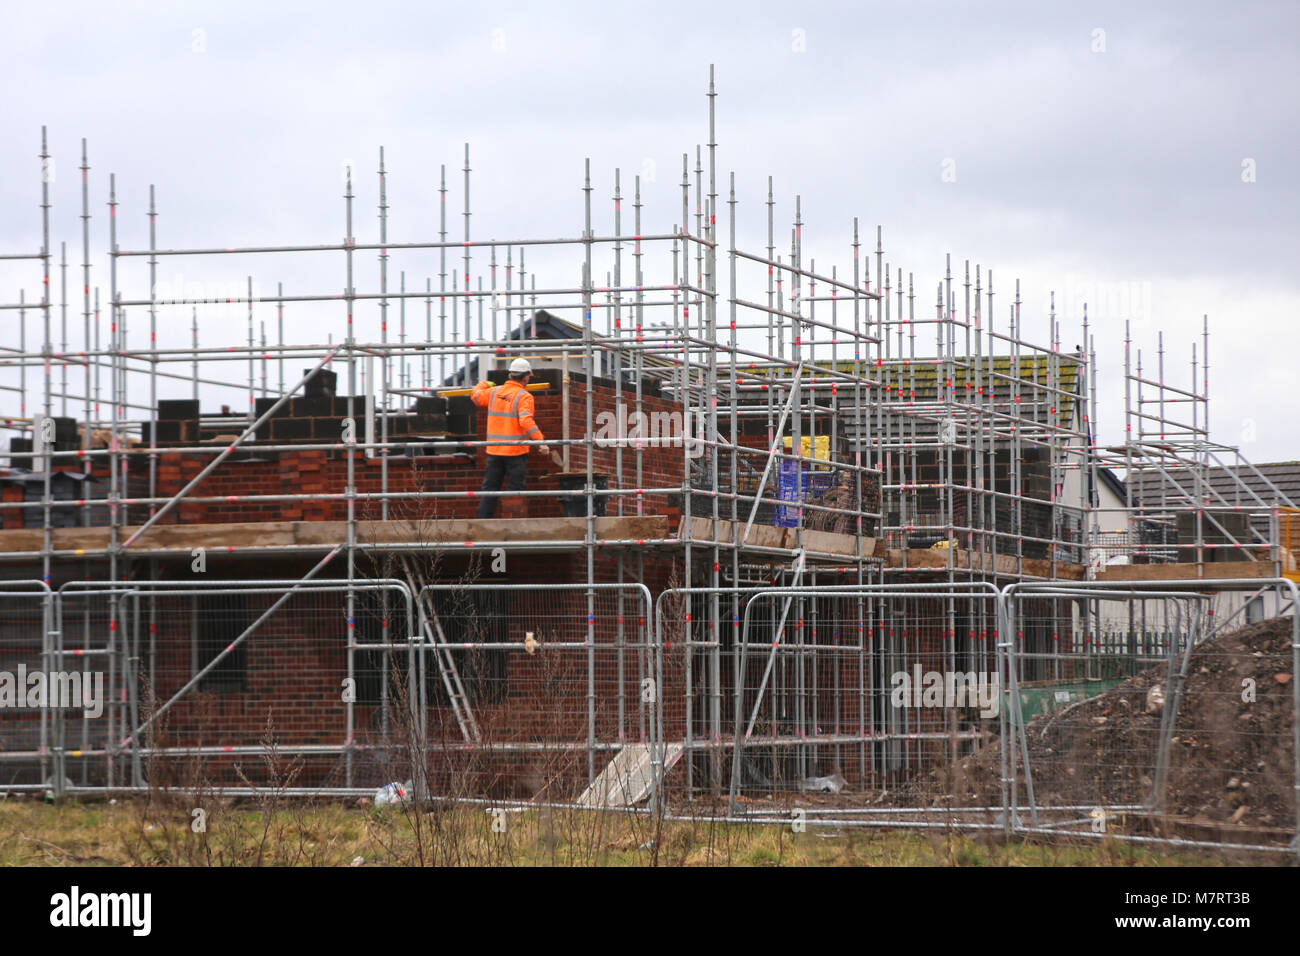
[{"x1": 471, "y1": 379, "x2": 544, "y2": 456}]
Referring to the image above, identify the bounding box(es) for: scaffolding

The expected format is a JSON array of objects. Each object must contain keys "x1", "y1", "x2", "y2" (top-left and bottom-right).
[{"x1": 0, "y1": 68, "x2": 1295, "y2": 821}]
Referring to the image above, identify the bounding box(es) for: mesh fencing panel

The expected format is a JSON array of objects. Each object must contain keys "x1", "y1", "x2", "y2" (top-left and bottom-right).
[
  {"x1": 0, "y1": 586, "x2": 56, "y2": 789},
  {"x1": 412, "y1": 583, "x2": 655, "y2": 802},
  {"x1": 1005, "y1": 585, "x2": 1297, "y2": 851}
]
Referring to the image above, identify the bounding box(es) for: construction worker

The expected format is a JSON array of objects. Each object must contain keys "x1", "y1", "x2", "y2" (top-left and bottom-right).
[{"x1": 471, "y1": 358, "x2": 549, "y2": 518}]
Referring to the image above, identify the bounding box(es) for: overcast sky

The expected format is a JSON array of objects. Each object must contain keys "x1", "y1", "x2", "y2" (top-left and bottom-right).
[{"x1": 2, "y1": 0, "x2": 1297, "y2": 462}]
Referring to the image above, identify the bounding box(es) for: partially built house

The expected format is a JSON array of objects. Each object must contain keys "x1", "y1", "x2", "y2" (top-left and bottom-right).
[{"x1": 1, "y1": 71, "x2": 1296, "y2": 848}]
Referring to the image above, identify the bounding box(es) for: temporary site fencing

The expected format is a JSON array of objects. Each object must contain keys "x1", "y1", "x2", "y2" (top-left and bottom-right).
[
  {"x1": 999, "y1": 579, "x2": 1298, "y2": 857},
  {"x1": 0, "y1": 577, "x2": 1294, "y2": 859}
]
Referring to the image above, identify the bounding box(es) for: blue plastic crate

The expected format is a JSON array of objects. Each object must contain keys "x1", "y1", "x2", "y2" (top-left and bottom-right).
[{"x1": 775, "y1": 465, "x2": 835, "y2": 526}]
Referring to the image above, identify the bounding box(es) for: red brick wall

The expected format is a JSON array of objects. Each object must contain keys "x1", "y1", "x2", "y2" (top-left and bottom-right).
[
  {"x1": 143, "y1": 551, "x2": 687, "y2": 794},
  {"x1": 0, "y1": 485, "x2": 22, "y2": 530},
  {"x1": 141, "y1": 378, "x2": 688, "y2": 525}
]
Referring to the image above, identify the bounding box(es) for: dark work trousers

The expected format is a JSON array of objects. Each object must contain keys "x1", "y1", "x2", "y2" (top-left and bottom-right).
[{"x1": 477, "y1": 454, "x2": 527, "y2": 518}]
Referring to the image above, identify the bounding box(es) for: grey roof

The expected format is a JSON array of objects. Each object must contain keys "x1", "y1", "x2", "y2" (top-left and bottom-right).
[
  {"x1": 441, "y1": 310, "x2": 582, "y2": 386},
  {"x1": 1127, "y1": 459, "x2": 1300, "y2": 535},
  {"x1": 441, "y1": 309, "x2": 675, "y2": 388}
]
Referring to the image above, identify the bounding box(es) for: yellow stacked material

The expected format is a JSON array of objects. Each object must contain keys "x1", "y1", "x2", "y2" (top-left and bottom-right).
[
  {"x1": 782, "y1": 434, "x2": 831, "y2": 466},
  {"x1": 819, "y1": 354, "x2": 1083, "y2": 424},
  {"x1": 1282, "y1": 507, "x2": 1300, "y2": 582}
]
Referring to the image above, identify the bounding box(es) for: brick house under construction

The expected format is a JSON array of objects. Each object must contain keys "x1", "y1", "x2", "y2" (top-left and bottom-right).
[
  {"x1": 2, "y1": 103, "x2": 1295, "y2": 806},
  {"x1": 0, "y1": 307, "x2": 1138, "y2": 799}
]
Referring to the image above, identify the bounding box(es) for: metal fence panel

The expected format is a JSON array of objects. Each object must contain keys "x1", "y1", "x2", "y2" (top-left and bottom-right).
[
  {"x1": 51, "y1": 581, "x2": 412, "y2": 794},
  {"x1": 413, "y1": 583, "x2": 656, "y2": 804},
  {"x1": 1004, "y1": 580, "x2": 1298, "y2": 856},
  {"x1": 0, "y1": 584, "x2": 56, "y2": 791}
]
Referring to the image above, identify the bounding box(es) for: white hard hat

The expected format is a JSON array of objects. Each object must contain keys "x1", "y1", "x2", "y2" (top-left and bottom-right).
[{"x1": 509, "y1": 358, "x2": 532, "y2": 374}]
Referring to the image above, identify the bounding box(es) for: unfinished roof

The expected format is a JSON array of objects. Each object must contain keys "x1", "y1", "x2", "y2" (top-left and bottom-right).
[
  {"x1": 824, "y1": 353, "x2": 1084, "y2": 428},
  {"x1": 1128, "y1": 460, "x2": 1300, "y2": 535},
  {"x1": 443, "y1": 309, "x2": 677, "y2": 387}
]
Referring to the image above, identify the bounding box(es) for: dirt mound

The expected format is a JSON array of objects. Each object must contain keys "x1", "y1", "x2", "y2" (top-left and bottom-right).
[{"x1": 940, "y1": 616, "x2": 1296, "y2": 830}]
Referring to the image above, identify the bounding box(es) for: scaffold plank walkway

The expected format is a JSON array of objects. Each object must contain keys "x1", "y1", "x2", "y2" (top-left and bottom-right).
[{"x1": 0, "y1": 515, "x2": 674, "y2": 557}]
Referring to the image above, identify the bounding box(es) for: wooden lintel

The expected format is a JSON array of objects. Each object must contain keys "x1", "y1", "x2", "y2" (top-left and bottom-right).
[
  {"x1": 678, "y1": 516, "x2": 874, "y2": 560},
  {"x1": 1095, "y1": 560, "x2": 1273, "y2": 582},
  {"x1": 886, "y1": 548, "x2": 1087, "y2": 580},
  {"x1": 0, "y1": 516, "x2": 673, "y2": 558}
]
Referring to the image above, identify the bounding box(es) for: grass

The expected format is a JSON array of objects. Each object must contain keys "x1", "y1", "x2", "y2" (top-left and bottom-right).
[{"x1": 0, "y1": 797, "x2": 1242, "y2": 867}]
